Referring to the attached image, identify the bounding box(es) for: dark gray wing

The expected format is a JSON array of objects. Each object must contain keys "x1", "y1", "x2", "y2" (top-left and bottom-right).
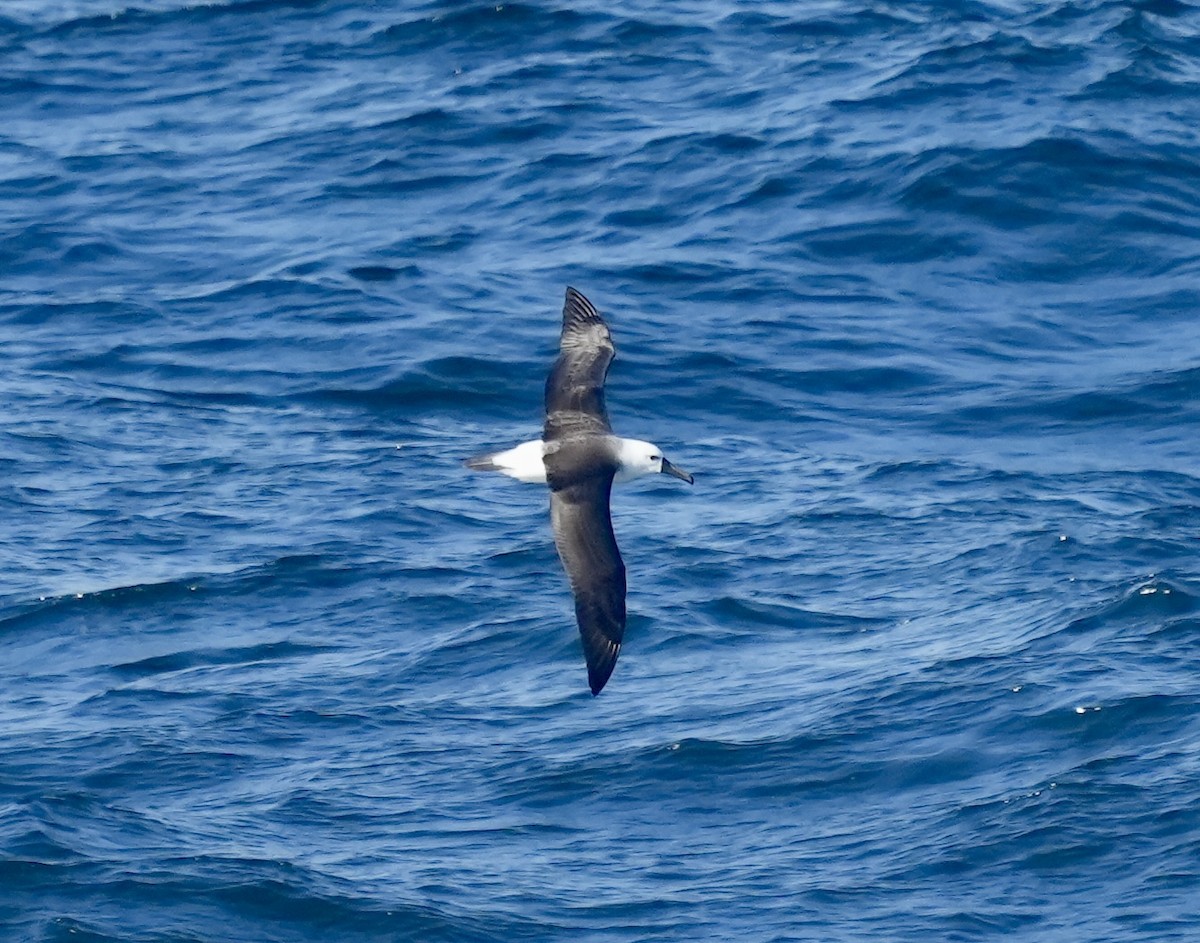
[
  {"x1": 549, "y1": 473, "x2": 626, "y2": 696},
  {"x1": 544, "y1": 287, "x2": 616, "y2": 442}
]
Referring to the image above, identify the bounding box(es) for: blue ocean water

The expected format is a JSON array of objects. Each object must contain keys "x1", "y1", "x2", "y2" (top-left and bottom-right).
[{"x1": 3, "y1": 0, "x2": 1200, "y2": 939}]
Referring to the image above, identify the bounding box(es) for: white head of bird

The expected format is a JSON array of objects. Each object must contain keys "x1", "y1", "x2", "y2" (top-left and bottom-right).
[{"x1": 615, "y1": 439, "x2": 695, "y2": 484}]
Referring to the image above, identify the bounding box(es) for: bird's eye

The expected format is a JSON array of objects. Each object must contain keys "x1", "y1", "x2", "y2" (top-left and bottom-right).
[{"x1": 651, "y1": 455, "x2": 660, "y2": 461}]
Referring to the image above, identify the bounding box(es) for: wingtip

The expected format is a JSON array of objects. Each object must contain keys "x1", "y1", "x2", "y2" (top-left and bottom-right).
[
  {"x1": 562, "y1": 286, "x2": 603, "y2": 329},
  {"x1": 585, "y1": 644, "x2": 620, "y2": 696}
]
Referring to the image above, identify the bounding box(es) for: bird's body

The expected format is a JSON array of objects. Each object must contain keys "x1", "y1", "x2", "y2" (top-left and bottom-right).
[
  {"x1": 467, "y1": 435, "x2": 680, "y2": 486},
  {"x1": 465, "y1": 287, "x2": 692, "y2": 695}
]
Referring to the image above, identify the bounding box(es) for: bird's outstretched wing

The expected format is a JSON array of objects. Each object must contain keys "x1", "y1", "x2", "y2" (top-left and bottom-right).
[
  {"x1": 549, "y1": 473, "x2": 626, "y2": 695},
  {"x1": 544, "y1": 287, "x2": 615, "y2": 442}
]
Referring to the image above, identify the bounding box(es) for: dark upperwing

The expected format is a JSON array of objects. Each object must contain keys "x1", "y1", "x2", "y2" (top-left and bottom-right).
[
  {"x1": 548, "y1": 472, "x2": 626, "y2": 695},
  {"x1": 544, "y1": 287, "x2": 616, "y2": 442}
]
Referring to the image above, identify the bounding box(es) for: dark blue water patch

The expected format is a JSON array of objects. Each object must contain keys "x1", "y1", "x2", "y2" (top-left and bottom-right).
[
  {"x1": 0, "y1": 164, "x2": 73, "y2": 201},
  {"x1": 109, "y1": 639, "x2": 340, "y2": 680},
  {"x1": 602, "y1": 204, "x2": 686, "y2": 230},
  {"x1": 0, "y1": 223, "x2": 113, "y2": 273},
  {"x1": 1071, "y1": 577, "x2": 1200, "y2": 627},
  {"x1": 309, "y1": 356, "x2": 542, "y2": 418},
  {"x1": 692, "y1": 595, "x2": 888, "y2": 639},
  {"x1": 166, "y1": 277, "x2": 367, "y2": 318},
  {"x1": 0, "y1": 299, "x2": 165, "y2": 336},
  {"x1": 4, "y1": 860, "x2": 542, "y2": 943},
  {"x1": 330, "y1": 164, "x2": 494, "y2": 201},
  {"x1": 33, "y1": 0, "x2": 322, "y2": 39},
  {"x1": 860, "y1": 31, "x2": 1092, "y2": 101},
  {"x1": 804, "y1": 218, "x2": 978, "y2": 265},
  {"x1": 1024, "y1": 691, "x2": 1195, "y2": 743},
  {"x1": 896, "y1": 135, "x2": 1200, "y2": 255},
  {"x1": 378, "y1": 2, "x2": 593, "y2": 56},
  {"x1": 720, "y1": 6, "x2": 923, "y2": 41},
  {"x1": 944, "y1": 364, "x2": 1200, "y2": 438},
  {"x1": 346, "y1": 264, "x2": 406, "y2": 283},
  {"x1": 732, "y1": 172, "x2": 802, "y2": 209},
  {"x1": 0, "y1": 554, "x2": 384, "y2": 634}
]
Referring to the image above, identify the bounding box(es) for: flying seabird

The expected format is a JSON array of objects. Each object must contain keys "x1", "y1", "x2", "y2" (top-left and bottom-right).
[{"x1": 465, "y1": 287, "x2": 693, "y2": 696}]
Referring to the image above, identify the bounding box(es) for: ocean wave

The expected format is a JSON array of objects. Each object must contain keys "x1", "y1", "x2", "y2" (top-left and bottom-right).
[
  {"x1": 4, "y1": 0, "x2": 1200, "y2": 938},
  {"x1": 0, "y1": 554, "x2": 378, "y2": 632}
]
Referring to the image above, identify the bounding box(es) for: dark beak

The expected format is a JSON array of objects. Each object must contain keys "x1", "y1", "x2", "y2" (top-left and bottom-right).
[{"x1": 661, "y1": 457, "x2": 694, "y2": 485}]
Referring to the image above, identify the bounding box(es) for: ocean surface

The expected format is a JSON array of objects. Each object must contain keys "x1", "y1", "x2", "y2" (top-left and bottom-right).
[{"x1": 3, "y1": 1, "x2": 1200, "y2": 940}]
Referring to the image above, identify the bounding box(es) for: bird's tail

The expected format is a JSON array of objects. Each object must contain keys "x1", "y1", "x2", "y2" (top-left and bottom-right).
[
  {"x1": 463, "y1": 440, "x2": 547, "y2": 483},
  {"x1": 464, "y1": 451, "x2": 502, "y2": 472}
]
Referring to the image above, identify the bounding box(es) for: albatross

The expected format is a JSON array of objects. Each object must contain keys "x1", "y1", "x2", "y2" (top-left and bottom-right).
[{"x1": 465, "y1": 287, "x2": 693, "y2": 696}]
